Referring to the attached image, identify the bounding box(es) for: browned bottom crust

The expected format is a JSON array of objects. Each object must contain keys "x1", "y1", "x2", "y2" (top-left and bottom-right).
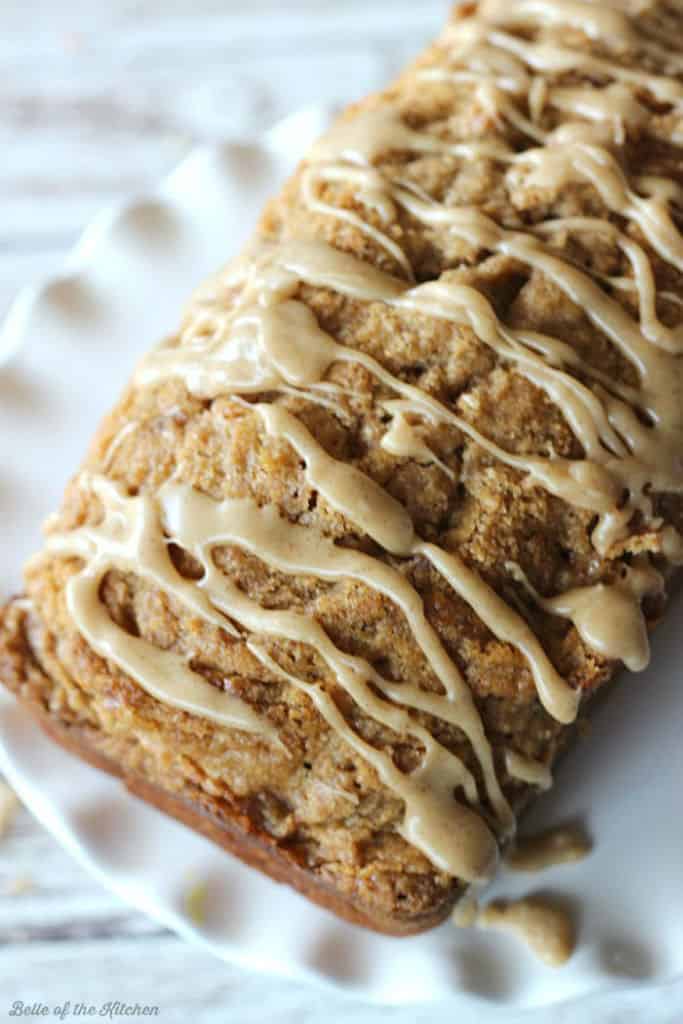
[{"x1": 13, "y1": 690, "x2": 456, "y2": 936}]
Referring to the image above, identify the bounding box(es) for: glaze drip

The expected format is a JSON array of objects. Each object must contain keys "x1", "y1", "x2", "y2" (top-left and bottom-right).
[{"x1": 506, "y1": 824, "x2": 592, "y2": 871}]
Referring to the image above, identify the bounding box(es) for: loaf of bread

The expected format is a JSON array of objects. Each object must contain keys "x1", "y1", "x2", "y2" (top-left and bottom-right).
[{"x1": 2, "y1": 0, "x2": 683, "y2": 935}]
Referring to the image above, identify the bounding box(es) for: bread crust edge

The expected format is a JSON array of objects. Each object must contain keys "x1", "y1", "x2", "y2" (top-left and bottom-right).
[{"x1": 4, "y1": 669, "x2": 458, "y2": 937}]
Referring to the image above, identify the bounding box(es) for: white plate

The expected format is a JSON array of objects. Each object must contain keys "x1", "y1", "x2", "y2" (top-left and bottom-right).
[{"x1": 0, "y1": 108, "x2": 682, "y2": 1013}]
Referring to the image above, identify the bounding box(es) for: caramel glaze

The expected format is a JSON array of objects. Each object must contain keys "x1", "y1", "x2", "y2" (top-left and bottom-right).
[
  {"x1": 505, "y1": 823, "x2": 592, "y2": 871},
  {"x1": 477, "y1": 895, "x2": 576, "y2": 966},
  {"x1": 41, "y1": 0, "x2": 683, "y2": 887}
]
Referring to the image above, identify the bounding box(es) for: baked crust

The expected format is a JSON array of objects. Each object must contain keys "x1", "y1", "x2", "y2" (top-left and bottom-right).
[
  {"x1": 2, "y1": 0, "x2": 683, "y2": 933},
  {"x1": 0, "y1": 601, "x2": 459, "y2": 934}
]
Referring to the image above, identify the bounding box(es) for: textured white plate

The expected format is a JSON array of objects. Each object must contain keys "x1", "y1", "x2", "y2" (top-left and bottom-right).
[{"x1": 1, "y1": 108, "x2": 682, "y2": 1012}]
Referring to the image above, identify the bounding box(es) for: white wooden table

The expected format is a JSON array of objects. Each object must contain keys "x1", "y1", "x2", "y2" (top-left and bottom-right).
[{"x1": 2, "y1": 3, "x2": 682, "y2": 1021}]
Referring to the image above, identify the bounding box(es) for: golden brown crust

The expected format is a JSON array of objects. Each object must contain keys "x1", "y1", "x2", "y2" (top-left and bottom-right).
[
  {"x1": 0, "y1": 601, "x2": 458, "y2": 934},
  {"x1": 2, "y1": 0, "x2": 683, "y2": 933},
  {"x1": 37, "y1": 703, "x2": 455, "y2": 936}
]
